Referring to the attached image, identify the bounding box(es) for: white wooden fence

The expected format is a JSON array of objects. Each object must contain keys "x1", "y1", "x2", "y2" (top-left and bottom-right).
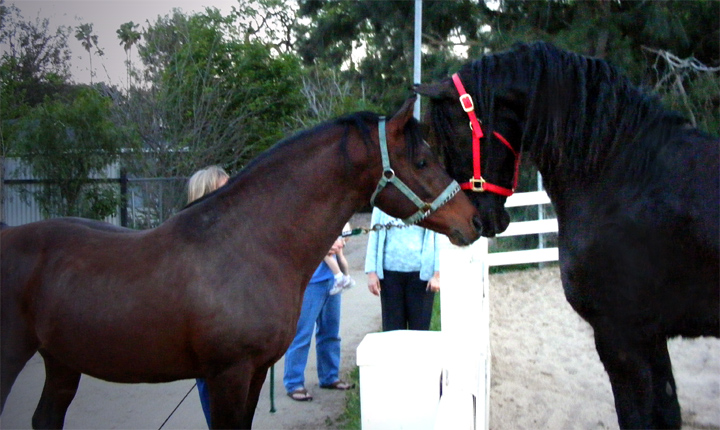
[{"x1": 358, "y1": 191, "x2": 558, "y2": 430}]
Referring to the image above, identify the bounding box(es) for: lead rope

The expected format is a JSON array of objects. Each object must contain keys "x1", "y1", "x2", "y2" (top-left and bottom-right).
[
  {"x1": 158, "y1": 382, "x2": 197, "y2": 430},
  {"x1": 341, "y1": 222, "x2": 411, "y2": 238}
]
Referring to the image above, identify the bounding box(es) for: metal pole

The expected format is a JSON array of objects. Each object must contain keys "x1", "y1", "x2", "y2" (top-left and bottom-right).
[
  {"x1": 413, "y1": 0, "x2": 422, "y2": 119},
  {"x1": 120, "y1": 168, "x2": 128, "y2": 227},
  {"x1": 269, "y1": 364, "x2": 276, "y2": 413}
]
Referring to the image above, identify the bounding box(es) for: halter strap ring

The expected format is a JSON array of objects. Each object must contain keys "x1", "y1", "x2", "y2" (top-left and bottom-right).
[{"x1": 370, "y1": 117, "x2": 460, "y2": 225}]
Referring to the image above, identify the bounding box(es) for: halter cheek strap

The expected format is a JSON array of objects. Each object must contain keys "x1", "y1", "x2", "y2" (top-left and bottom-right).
[
  {"x1": 370, "y1": 117, "x2": 461, "y2": 225},
  {"x1": 451, "y1": 73, "x2": 520, "y2": 197}
]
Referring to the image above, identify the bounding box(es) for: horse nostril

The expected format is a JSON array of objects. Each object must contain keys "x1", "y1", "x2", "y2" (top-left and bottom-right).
[{"x1": 473, "y1": 215, "x2": 484, "y2": 234}]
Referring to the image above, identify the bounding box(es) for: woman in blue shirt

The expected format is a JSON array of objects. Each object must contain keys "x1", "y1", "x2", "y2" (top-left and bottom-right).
[{"x1": 364, "y1": 207, "x2": 440, "y2": 331}]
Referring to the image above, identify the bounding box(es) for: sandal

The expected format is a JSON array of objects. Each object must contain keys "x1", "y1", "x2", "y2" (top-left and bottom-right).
[
  {"x1": 287, "y1": 388, "x2": 313, "y2": 402},
  {"x1": 320, "y1": 380, "x2": 356, "y2": 390}
]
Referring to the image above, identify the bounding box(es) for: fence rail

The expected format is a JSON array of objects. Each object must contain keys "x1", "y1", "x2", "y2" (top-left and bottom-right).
[{"x1": 486, "y1": 190, "x2": 558, "y2": 267}]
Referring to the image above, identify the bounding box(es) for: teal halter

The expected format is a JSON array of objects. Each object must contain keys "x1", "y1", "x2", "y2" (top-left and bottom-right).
[{"x1": 370, "y1": 117, "x2": 461, "y2": 225}]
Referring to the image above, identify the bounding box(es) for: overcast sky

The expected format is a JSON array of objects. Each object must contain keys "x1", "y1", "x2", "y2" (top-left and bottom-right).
[{"x1": 13, "y1": 0, "x2": 238, "y2": 86}]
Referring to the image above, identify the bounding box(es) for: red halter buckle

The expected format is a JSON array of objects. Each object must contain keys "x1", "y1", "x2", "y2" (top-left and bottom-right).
[{"x1": 451, "y1": 73, "x2": 519, "y2": 197}]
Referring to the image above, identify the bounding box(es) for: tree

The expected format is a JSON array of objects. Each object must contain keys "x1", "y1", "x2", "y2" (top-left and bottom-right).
[
  {"x1": 295, "y1": 62, "x2": 383, "y2": 129},
  {"x1": 228, "y1": 0, "x2": 298, "y2": 55},
  {"x1": 1, "y1": 0, "x2": 75, "y2": 221},
  {"x1": 117, "y1": 21, "x2": 141, "y2": 89},
  {"x1": 75, "y1": 22, "x2": 104, "y2": 84},
  {"x1": 134, "y1": 9, "x2": 305, "y2": 173},
  {"x1": 11, "y1": 88, "x2": 126, "y2": 219},
  {"x1": 296, "y1": 1, "x2": 478, "y2": 112},
  {"x1": 296, "y1": 0, "x2": 718, "y2": 132},
  {"x1": 106, "y1": 7, "x2": 307, "y2": 226},
  {"x1": 0, "y1": 1, "x2": 72, "y2": 113}
]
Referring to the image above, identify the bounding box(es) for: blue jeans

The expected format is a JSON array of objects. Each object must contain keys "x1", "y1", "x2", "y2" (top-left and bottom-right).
[
  {"x1": 196, "y1": 378, "x2": 211, "y2": 428},
  {"x1": 283, "y1": 278, "x2": 342, "y2": 393}
]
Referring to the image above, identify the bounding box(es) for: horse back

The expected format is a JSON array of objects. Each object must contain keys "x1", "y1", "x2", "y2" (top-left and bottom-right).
[
  {"x1": 666, "y1": 129, "x2": 719, "y2": 251},
  {"x1": 1, "y1": 218, "x2": 139, "y2": 322}
]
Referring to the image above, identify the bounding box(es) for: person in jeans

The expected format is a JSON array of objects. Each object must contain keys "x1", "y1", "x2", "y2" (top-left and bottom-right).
[
  {"x1": 364, "y1": 207, "x2": 440, "y2": 331},
  {"x1": 284, "y1": 235, "x2": 355, "y2": 401}
]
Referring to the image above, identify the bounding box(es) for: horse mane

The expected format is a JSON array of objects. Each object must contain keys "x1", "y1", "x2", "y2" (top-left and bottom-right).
[
  {"x1": 465, "y1": 41, "x2": 692, "y2": 181},
  {"x1": 182, "y1": 110, "x2": 423, "y2": 210}
]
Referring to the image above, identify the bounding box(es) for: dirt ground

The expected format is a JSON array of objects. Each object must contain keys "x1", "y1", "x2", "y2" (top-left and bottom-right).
[{"x1": 489, "y1": 267, "x2": 719, "y2": 430}]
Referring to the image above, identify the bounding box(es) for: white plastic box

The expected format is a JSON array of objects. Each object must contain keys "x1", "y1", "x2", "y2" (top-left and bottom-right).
[{"x1": 356, "y1": 330, "x2": 444, "y2": 430}]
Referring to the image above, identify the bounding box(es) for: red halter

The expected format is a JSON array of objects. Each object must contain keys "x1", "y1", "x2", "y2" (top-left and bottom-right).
[{"x1": 451, "y1": 73, "x2": 520, "y2": 197}]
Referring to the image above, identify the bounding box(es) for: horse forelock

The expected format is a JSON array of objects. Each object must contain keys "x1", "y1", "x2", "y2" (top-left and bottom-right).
[{"x1": 473, "y1": 41, "x2": 690, "y2": 182}]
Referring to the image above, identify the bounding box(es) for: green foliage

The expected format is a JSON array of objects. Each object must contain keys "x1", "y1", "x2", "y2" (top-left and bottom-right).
[
  {"x1": 131, "y1": 9, "x2": 305, "y2": 177},
  {"x1": 116, "y1": 21, "x2": 141, "y2": 88},
  {"x1": 74, "y1": 22, "x2": 104, "y2": 84},
  {"x1": 10, "y1": 88, "x2": 124, "y2": 218},
  {"x1": 430, "y1": 293, "x2": 441, "y2": 331},
  {"x1": 0, "y1": 0, "x2": 74, "y2": 153},
  {"x1": 296, "y1": 1, "x2": 478, "y2": 113}
]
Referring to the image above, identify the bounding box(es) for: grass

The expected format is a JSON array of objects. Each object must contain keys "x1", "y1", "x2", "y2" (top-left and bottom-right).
[
  {"x1": 333, "y1": 366, "x2": 362, "y2": 429},
  {"x1": 334, "y1": 295, "x2": 442, "y2": 429}
]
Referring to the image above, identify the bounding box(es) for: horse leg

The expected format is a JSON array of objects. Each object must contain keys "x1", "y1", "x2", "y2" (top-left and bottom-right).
[
  {"x1": 207, "y1": 362, "x2": 255, "y2": 429},
  {"x1": 647, "y1": 338, "x2": 681, "y2": 428},
  {"x1": 31, "y1": 352, "x2": 81, "y2": 429},
  {"x1": 242, "y1": 364, "x2": 271, "y2": 425},
  {"x1": 593, "y1": 326, "x2": 680, "y2": 429},
  {"x1": 1, "y1": 308, "x2": 39, "y2": 412}
]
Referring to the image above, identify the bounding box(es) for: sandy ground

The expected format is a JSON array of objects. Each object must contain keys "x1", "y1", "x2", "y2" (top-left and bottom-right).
[
  {"x1": 489, "y1": 267, "x2": 720, "y2": 430},
  {"x1": 2, "y1": 212, "x2": 718, "y2": 429}
]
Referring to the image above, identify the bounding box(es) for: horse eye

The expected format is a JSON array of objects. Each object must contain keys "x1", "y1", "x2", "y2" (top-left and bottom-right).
[{"x1": 416, "y1": 159, "x2": 428, "y2": 169}]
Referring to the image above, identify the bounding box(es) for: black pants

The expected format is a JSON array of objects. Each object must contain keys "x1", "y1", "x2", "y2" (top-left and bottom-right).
[{"x1": 379, "y1": 270, "x2": 435, "y2": 331}]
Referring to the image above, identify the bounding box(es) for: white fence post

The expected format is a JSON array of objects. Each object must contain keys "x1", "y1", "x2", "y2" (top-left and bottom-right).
[{"x1": 435, "y1": 236, "x2": 490, "y2": 430}]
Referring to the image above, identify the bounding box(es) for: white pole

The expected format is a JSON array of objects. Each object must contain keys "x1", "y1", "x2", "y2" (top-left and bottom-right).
[{"x1": 413, "y1": 0, "x2": 422, "y2": 119}]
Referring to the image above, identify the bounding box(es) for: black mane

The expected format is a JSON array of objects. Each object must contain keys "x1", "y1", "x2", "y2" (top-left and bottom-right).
[{"x1": 465, "y1": 41, "x2": 692, "y2": 181}]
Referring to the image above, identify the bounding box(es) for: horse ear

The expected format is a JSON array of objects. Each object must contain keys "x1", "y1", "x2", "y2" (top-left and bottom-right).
[
  {"x1": 386, "y1": 96, "x2": 417, "y2": 134},
  {"x1": 414, "y1": 79, "x2": 456, "y2": 100}
]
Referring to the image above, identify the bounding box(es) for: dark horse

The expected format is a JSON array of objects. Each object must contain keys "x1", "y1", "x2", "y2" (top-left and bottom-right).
[
  {"x1": 416, "y1": 42, "x2": 719, "y2": 429},
  {"x1": 1, "y1": 97, "x2": 481, "y2": 429}
]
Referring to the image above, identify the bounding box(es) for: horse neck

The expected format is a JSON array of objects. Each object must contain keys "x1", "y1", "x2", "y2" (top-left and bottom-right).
[{"x1": 171, "y1": 125, "x2": 381, "y2": 262}]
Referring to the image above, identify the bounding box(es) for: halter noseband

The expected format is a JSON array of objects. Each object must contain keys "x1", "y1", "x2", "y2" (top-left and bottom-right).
[
  {"x1": 451, "y1": 73, "x2": 520, "y2": 197},
  {"x1": 370, "y1": 117, "x2": 460, "y2": 225}
]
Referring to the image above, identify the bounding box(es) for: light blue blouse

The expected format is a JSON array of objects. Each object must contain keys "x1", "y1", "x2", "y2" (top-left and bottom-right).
[{"x1": 364, "y1": 207, "x2": 440, "y2": 281}]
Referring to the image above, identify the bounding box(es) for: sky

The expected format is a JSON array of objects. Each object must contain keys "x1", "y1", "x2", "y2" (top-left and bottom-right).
[{"x1": 12, "y1": 0, "x2": 238, "y2": 86}]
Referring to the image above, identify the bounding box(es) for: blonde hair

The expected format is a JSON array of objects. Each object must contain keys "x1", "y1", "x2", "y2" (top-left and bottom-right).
[{"x1": 187, "y1": 165, "x2": 230, "y2": 203}]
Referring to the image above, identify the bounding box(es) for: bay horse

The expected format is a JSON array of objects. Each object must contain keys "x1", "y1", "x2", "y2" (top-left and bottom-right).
[
  {"x1": 0, "y1": 97, "x2": 482, "y2": 429},
  {"x1": 415, "y1": 42, "x2": 719, "y2": 429}
]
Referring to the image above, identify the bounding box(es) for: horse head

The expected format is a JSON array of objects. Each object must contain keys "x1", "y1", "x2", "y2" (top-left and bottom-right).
[
  {"x1": 415, "y1": 55, "x2": 528, "y2": 238},
  {"x1": 369, "y1": 96, "x2": 482, "y2": 246}
]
